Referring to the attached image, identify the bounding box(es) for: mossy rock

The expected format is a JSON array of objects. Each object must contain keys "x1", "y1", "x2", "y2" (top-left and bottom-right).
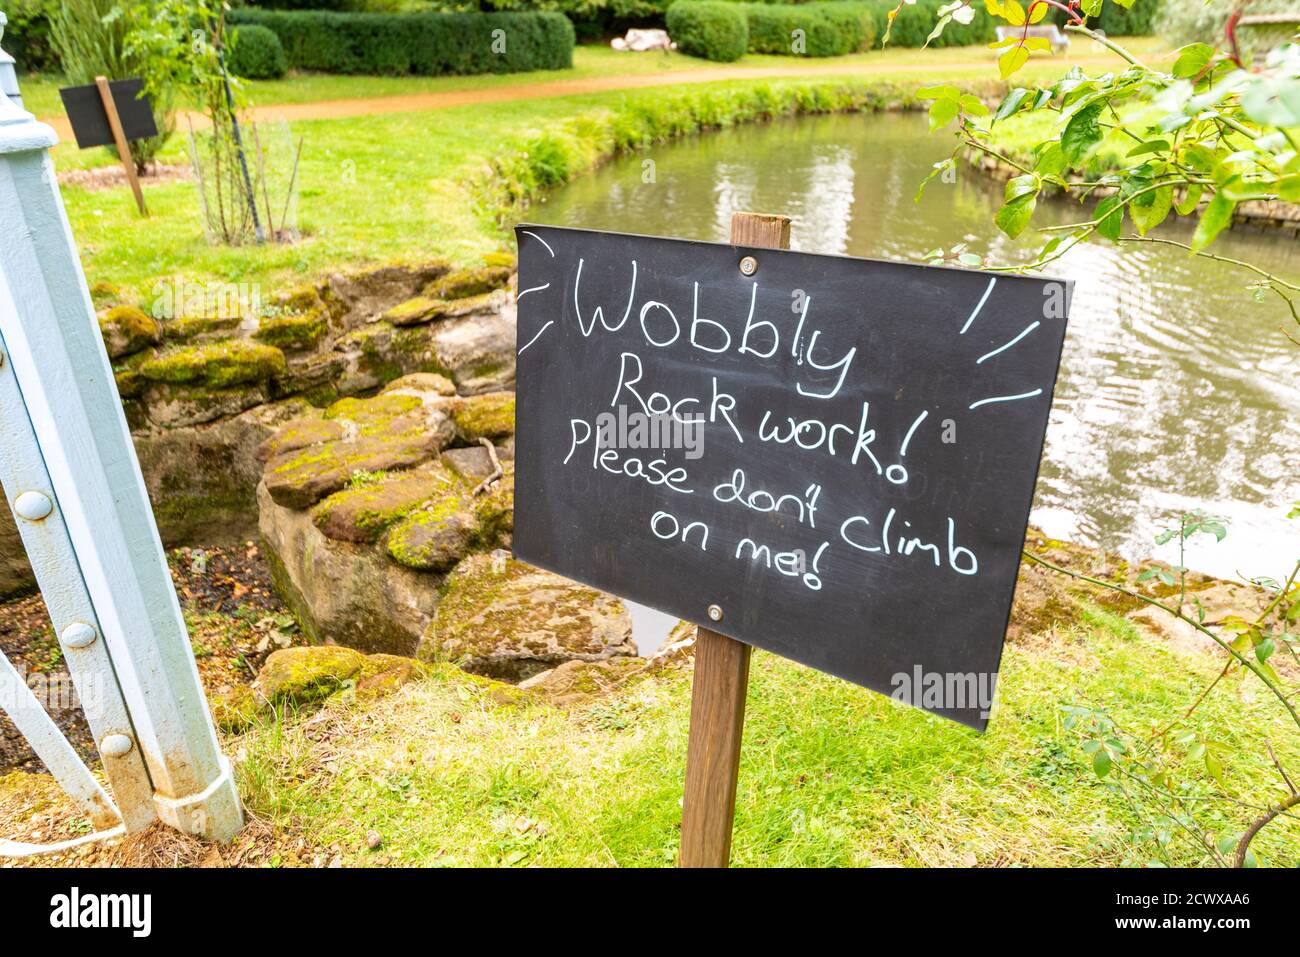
[
  {"x1": 519, "y1": 657, "x2": 646, "y2": 708},
  {"x1": 253, "y1": 645, "x2": 367, "y2": 704},
  {"x1": 89, "y1": 280, "x2": 122, "y2": 308},
  {"x1": 354, "y1": 653, "x2": 432, "y2": 701},
  {"x1": 419, "y1": 554, "x2": 636, "y2": 681},
  {"x1": 98, "y1": 305, "x2": 162, "y2": 359},
  {"x1": 211, "y1": 685, "x2": 265, "y2": 734},
  {"x1": 423, "y1": 265, "x2": 511, "y2": 300},
  {"x1": 256, "y1": 415, "x2": 345, "y2": 463},
  {"x1": 452, "y1": 392, "x2": 515, "y2": 442},
  {"x1": 383, "y1": 296, "x2": 451, "y2": 327},
  {"x1": 323, "y1": 393, "x2": 423, "y2": 434},
  {"x1": 114, "y1": 368, "x2": 145, "y2": 399},
  {"x1": 382, "y1": 372, "x2": 456, "y2": 397},
  {"x1": 481, "y1": 251, "x2": 516, "y2": 270},
  {"x1": 264, "y1": 427, "x2": 449, "y2": 510},
  {"x1": 256, "y1": 309, "x2": 327, "y2": 351},
  {"x1": 165, "y1": 313, "x2": 243, "y2": 342},
  {"x1": 312, "y1": 464, "x2": 463, "y2": 544},
  {"x1": 140, "y1": 340, "x2": 287, "y2": 389},
  {"x1": 384, "y1": 480, "x2": 482, "y2": 571}
]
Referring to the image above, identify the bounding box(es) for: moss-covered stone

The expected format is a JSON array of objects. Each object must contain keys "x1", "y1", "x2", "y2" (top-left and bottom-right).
[
  {"x1": 256, "y1": 309, "x2": 327, "y2": 351},
  {"x1": 418, "y1": 554, "x2": 636, "y2": 681},
  {"x1": 383, "y1": 296, "x2": 450, "y2": 327},
  {"x1": 89, "y1": 280, "x2": 122, "y2": 308},
  {"x1": 253, "y1": 645, "x2": 367, "y2": 704},
  {"x1": 98, "y1": 305, "x2": 162, "y2": 359},
  {"x1": 324, "y1": 393, "x2": 422, "y2": 433},
  {"x1": 452, "y1": 392, "x2": 515, "y2": 442},
  {"x1": 354, "y1": 653, "x2": 431, "y2": 701},
  {"x1": 481, "y1": 251, "x2": 516, "y2": 270},
  {"x1": 140, "y1": 340, "x2": 287, "y2": 389},
  {"x1": 381, "y1": 372, "x2": 456, "y2": 397},
  {"x1": 114, "y1": 368, "x2": 145, "y2": 399},
  {"x1": 424, "y1": 265, "x2": 511, "y2": 300},
  {"x1": 264, "y1": 428, "x2": 447, "y2": 510},
  {"x1": 384, "y1": 480, "x2": 481, "y2": 570},
  {"x1": 518, "y1": 657, "x2": 646, "y2": 708},
  {"x1": 211, "y1": 684, "x2": 265, "y2": 733},
  {"x1": 255, "y1": 415, "x2": 345, "y2": 462},
  {"x1": 312, "y1": 464, "x2": 463, "y2": 544},
  {"x1": 165, "y1": 313, "x2": 243, "y2": 342}
]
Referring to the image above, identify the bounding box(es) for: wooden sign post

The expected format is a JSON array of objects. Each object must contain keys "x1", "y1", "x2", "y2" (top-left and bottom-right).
[
  {"x1": 58, "y1": 77, "x2": 158, "y2": 218},
  {"x1": 95, "y1": 76, "x2": 147, "y2": 217},
  {"x1": 680, "y1": 212, "x2": 789, "y2": 868},
  {"x1": 511, "y1": 210, "x2": 1073, "y2": 870}
]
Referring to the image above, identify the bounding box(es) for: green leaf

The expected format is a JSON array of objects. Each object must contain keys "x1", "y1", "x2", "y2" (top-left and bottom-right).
[
  {"x1": 1061, "y1": 102, "x2": 1104, "y2": 167},
  {"x1": 1131, "y1": 185, "x2": 1172, "y2": 235},
  {"x1": 996, "y1": 193, "x2": 1037, "y2": 239},
  {"x1": 1172, "y1": 43, "x2": 1215, "y2": 80},
  {"x1": 1174, "y1": 183, "x2": 1203, "y2": 216},
  {"x1": 994, "y1": 87, "x2": 1031, "y2": 123},
  {"x1": 929, "y1": 97, "x2": 960, "y2": 131},
  {"x1": 998, "y1": 45, "x2": 1030, "y2": 80},
  {"x1": 1034, "y1": 141, "x2": 1066, "y2": 177},
  {"x1": 1094, "y1": 195, "x2": 1124, "y2": 242},
  {"x1": 1190, "y1": 193, "x2": 1236, "y2": 252},
  {"x1": 1079, "y1": 0, "x2": 1102, "y2": 15},
  {"x1": 1092, "y1": 750, "x2": 1112, "y2": 777},
  {"x1": 1126, "y1": 139, "x2": 1170, "y2": 158},
  {"x1": 958, "y1": 94, "x2": 990, "y2": 117},
  {"x1": 1204, "y1": 753, "x2": 1225, "y2": 786}
]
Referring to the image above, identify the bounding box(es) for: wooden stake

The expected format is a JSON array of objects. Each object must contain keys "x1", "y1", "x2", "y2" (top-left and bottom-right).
[
  {"x1": 679, "y1": 210, "x2": 791, "y2": 869},
  {"x1": 95, "y1": 77, "x2": 147, "y2": 217}
]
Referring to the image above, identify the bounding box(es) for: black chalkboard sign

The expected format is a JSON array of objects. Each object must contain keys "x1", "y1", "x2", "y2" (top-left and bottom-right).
[
  {"x1": 513, "y1": 224, "x2": 1072, "y2": 729},
  {"x1": 58, "y1": 78, "x2": 157, "y2": 150}
]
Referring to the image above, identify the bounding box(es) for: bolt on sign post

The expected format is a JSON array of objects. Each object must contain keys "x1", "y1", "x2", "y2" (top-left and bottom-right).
[
  {"x1": 0, "y1": 65, "x2": 242, "y2": 851},
  {"x1": 58, "y1": 76, "x2": 158, "y2": 217},
  {"x1": 512, "y1": 211, "x2": 1073, "y2": 867}
]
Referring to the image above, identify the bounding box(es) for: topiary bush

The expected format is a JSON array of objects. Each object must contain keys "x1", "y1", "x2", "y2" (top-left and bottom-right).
[
  {"x1": 227, "y1": 9, "x2": 575, "y2": 76},
  {"x1": 228, "y1": 24, "x2": 289, "y2": 80},
  {"x1": 666, "y1": 1, "x2": 749, "y2": 62},
  {"x1": 743, "y1": 3, "x2": 876, "y2": 57}
]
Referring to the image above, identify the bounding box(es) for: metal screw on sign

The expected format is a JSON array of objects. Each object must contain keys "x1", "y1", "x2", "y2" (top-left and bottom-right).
[
  {"x1": 739, "y1": 256, "x2": 758, "y2": 276},
  {"x1": 13, "y1": 490, "x2": 53, "y2": 521},
  {"x1": 707, "y1": 604, "x2": 724, "y2": 622}
]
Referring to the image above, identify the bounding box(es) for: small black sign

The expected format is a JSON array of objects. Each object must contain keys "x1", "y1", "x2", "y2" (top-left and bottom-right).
[
  {"x1": 58, "y1": 78, "x2": 158, "y2": 150},
  {"x1": 513, "y1": 224, "x2": 1072, "y2": 728}
]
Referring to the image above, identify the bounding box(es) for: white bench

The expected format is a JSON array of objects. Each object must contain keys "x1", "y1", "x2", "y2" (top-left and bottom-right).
[{"x1": 994, "y1": 24, "x2": 1070, "y2": 55}]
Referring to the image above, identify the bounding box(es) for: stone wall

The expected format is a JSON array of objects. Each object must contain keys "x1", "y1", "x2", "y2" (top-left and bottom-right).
[{"x1": 0, "y1": 257, "x2": 517, "y2": 599}]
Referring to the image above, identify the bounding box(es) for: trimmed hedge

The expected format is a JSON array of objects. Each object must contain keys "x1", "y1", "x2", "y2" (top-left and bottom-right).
[
  {"x1": 665, "y1": 2, "x2": 748, "y2": 62},
  {"x1": 229, "y1": 25, "x2": 289, "y2": 80},
  {"x1": 860, "y1": 0, "x2": 996, "y2": 46},
  {"x1": 744, "y1": 3, "x2": 877, "y2": 56},
  {"x1": 227, "y1": 9, "x2": 575, "y2": 76}
]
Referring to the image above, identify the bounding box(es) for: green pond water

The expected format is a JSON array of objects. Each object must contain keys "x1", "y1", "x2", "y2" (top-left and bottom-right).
[{"x1": 535, "y1": 111, "x2": 1300, "y2": 589}]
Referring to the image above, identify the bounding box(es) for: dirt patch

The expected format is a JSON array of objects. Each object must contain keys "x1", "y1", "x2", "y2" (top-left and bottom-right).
[
  {"x1": 57, "y1": 162, "x2": 192, "y2": 192},
  {"x1": 0, "y1": 542, "x2": 302, "y2": 775}
]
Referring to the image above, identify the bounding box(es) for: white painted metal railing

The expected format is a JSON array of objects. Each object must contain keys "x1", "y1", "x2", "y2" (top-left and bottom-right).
[{"x1": 0, "y1": 16, "x2": 242, "y2": 853}]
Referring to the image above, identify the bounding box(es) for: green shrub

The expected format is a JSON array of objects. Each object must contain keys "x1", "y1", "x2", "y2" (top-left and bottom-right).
[
  {"x1": 743, "y1": 3, "x2": 876, "y2": 56},
  {"x1": 666, "y1": 1, "x2": 748, "y2": 62},
  {"x1": 1, "y1": 0, "x2": 60, "y2": 73},
  {"x1": 227, "y1": 9, "x2": 575, "y2": 76},
  {"x1": 228, "y1": 25, "x2": 289, "y2": 80},
  {"x1": 861, "y1": 0, "x2": 995, "y2": 46},
  {"x1": 49, "y1": 0, "x2": 175, "y2": 171}
]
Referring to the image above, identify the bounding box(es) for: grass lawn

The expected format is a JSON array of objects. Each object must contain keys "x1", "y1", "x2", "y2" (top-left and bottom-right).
[
  {"x1": 235, "y1": 608, "x2": 1300, "y2": 867},
  {"x1": 17, "y1": 39, "x2": 1169, "y2": 304}
]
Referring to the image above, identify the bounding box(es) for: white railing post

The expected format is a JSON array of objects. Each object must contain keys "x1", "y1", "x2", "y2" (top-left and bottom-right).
[{"x1": 0, "y1": 22, "x2": 243, "y2": 842}]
